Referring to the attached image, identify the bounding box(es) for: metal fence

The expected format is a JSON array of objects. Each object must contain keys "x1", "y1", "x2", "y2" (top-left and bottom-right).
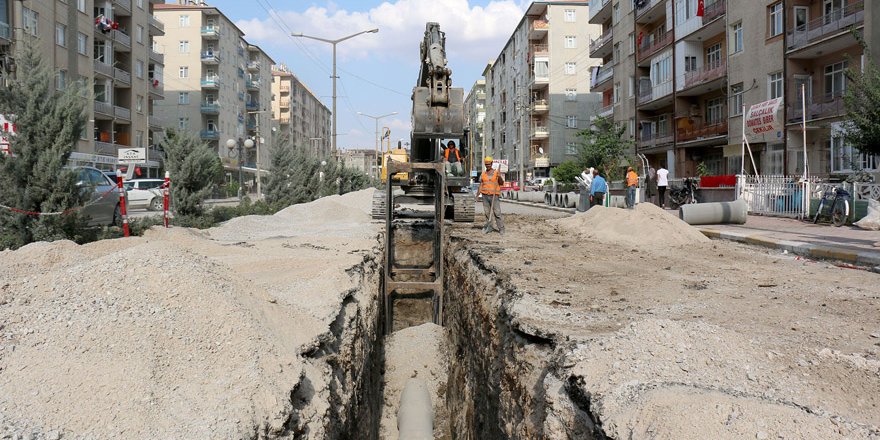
[{"x1": 737, "y1": 175, "x2": 813, "y2": 218}]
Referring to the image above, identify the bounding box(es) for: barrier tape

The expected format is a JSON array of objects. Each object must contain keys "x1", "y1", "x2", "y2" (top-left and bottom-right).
[{"x1": 0, "y1": 185, "x2": 118, "y2": 217}]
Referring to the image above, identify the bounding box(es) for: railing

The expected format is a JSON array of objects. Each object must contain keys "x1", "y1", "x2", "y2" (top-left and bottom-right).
[
  {"x1": 737, "y1": 175, "x2": 812, "y2": 218},
  {"x1": 637, "y1": 30, "x2": 673, "y2": 63},
  {"x1": 683, "y1": 60, "x2": 726, "y2": 89},
  {"x1": 598, "y1": 103, "x2": 614, "y2": 117},
  {"x1": 531, "y1": 124, "x2": 549, "y2": 137},
  {"x1": 531, "y1": 99, "x2": 548, "y2": 112},
  {"x1": 636, "y1": 0, "x2": 664, "y2": 18},
  {"x1": 589, "y1": 29, "x2": 613, "y2": 54},
  {"x1": 594, "y1": 65, "x2": 613, "y2": 86},
  {"x1": 638, "y1": 83, "x2": 653, "y2": 103},
  {"x1": 94, "y1": 100, "x2": 113, "y2": 116},
  {"x1": 246, "y1": 79, "x2": 260, "y2": 89},
  {"x1": 0, "y1": 22, "x2": 10, "y2": 41},
  {"x1": 201, "y1": 78, "x2": 220, "y2": 87},
  {"x1": 531, "y1": 19, "x2": 549, "y2": 32},
  {"x1": 94, "y1": 60, "x2": 113, "y2": 77},
  {"x1": 279, "y1": 117, "x2": 290, "y2": 124},
  {"x1": 637, "y1": 126, "x2": 674, "y2": 150},
  {"x1": 200, "y1": 130, "x2": 220, "y2": 140},
  {"x1": 246, "y1": 120, "x2": 257, "y2": 130},
  {"x1": 149, "y1": 16, "x2": 164, "y2": 33},
  {"x1": 246, "y1": 102, "x2": 259, "y2": 111},
  {"x1": 95, "y1": 141, "x2": 116, "y2": 155},
  {"x1": 200, "y1": 103, "x2": 220, "y2": 113},
  {"x1": 114, "y1": 106, "x2": 131, "y2": 120},
  {"x1": 532, "y1": 73, "x2": 550, "y2": 84},
  {"x1": 702, "y1": 0, "x2": 726, "y2": 23},
  {"x1": 149, "y1": 116, "x2": 162, "y2": 128},
  {"x1": 678, "y1": 120, "x2": 727, "y2": 142},
  {"x1": 112, "y1": 0, "x2": 132, "y2": 14},
  {"x1": 200, "y1": 52, "x2": 220, "y2": 63},
  {"x1": 200, "y1": 26, "x2": 220, "y2": 37},
  {"x1": 113, "y1": 30, "x2": 131, "y2": 48},
  {"x1": 589, "y1": 0, "x2": 611, "y2": 21},
  {"x1": 280, "y1": 85, "x2": 290, "y2": 93},
  {"x1": 531, "y1": 44, "x2": 549, "y2": 56},
  {"x1": 787, "y1": 1, "x2": 863, "y2": 51},
  {"x1": 247, "y1": 61, "x2": 260, "y2": 71},
  {"x1": 279, "y1": 99, "x2": 290, "y2": 108},
  {"x1": 149, "y1": 49, "x2": 164, "y2": 64},
  {"x1": 787, "y1": 92, "x2": 846, "y2": 123},
  {"x1": 114, "y1": 67, "x2": 131, "y2": 84}
]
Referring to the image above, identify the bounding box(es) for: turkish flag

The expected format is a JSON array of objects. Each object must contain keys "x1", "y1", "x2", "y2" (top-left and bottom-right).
[{"x1": 697, "y1": 0, "x2": 705, "y2": 16}]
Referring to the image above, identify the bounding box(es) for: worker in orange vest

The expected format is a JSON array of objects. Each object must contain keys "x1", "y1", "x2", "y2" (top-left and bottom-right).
[
  {"x1": 625, "y1": 166, "x2": 639, "y2": 209},
  {"x1": 479, "y1": 156, "x2": 504, "y2": 234},
  {"x1": 444, "y1": 140, "x2": 463, "y2": 176}
]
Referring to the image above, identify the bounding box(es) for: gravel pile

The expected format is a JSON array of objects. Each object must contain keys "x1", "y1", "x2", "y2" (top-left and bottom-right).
[{"x1": 552, "y1": 203, "x2": 710, "y2": 248}]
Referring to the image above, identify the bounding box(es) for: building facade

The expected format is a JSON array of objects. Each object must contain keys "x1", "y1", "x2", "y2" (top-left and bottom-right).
[
  {"x1": 271, "y1": 64, "x2": 331, "y2": 159},
  {"x1": 338, "y1": 148, "x2": 377, "y2": 177},
  {"x1": 2, "y1": 0, "x2": 166, "y2": 176},
  {"x1": 484, "y1": 1, "x2": 602, "y2": 181},
  {"x1": 592, "y1": 0, "x2": 876, "y2": 179},
  {"x1": 154, "y1": 1, "x2": 274, "y2": 173},
  {"x1": 463, "y1": 78, "x2": 486, "y2": 174}
]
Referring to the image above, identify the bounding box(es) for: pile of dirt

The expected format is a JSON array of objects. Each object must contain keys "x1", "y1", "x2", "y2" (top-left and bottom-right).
[{"x1": 551, "y1": 203, "x2": 710, "y2": 248}]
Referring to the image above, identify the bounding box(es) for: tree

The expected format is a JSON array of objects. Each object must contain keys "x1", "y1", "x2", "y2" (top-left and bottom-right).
[
  {"x1": 843, "y1": 44, "x2": 880, "y2": 157},
  {"x1": 0, "y1": 43, "x2": 88, "y2": 250},
  {"x1": 575, "y1": 116, "x2": 634, "y2": 181},
  {"x1": 550, "y1": 160, "x2": 582, "y2": 183},
  {"x1": 160, "y1": 129, "x2": 222, "y2": 216}
]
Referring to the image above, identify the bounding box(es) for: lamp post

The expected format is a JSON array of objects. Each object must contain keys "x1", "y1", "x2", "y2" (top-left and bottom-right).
[
  {"x1": 291, "y1": 28, "x2": 379, "y2": 157},
  {"x1": 246, "y1": 109, "x2": 272, "y2": 199},
  {"x1": 357, "y1": 111, "x2": 397, "y2": 180},
  {"x1": 226, "y1": 137, "x2": 254, "y2": 200}
]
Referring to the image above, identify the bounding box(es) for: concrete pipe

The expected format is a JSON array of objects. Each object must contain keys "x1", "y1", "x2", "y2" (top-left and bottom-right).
[
  {"x1": 554, "y1": 193, "x2": 562, "y2": 207},
  {"x1": 398, "y1": 379, "x2": 434, "y2": 440},
  {"x1": 545, "y1": 192, "x2": 552, "y2": 205},
  {"x1": 679, "y1": 199, "x2": 748, "y2": 225},
  {"x1": 564, "y1": 192, "x2": 577, "y2": 208},
  {"x1": 520, "y1": 191, "x2": 546, "y2": 203}
]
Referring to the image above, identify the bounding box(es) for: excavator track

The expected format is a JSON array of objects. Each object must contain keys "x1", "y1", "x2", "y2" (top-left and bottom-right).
[{"x1": 452, "y1": 193, "x2": 475, "y2": 223}]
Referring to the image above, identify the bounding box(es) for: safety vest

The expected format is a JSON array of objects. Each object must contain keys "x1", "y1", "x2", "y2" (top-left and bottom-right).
[
  {"x1": 445, "y1": 147, "x2": 461, "y2": 163},
  {"x1": 626, "y1": 171, "x2": 639, "y2": 187},
  {"x1": 480, "y1": 169, "x2": 501, "y2": 196}
]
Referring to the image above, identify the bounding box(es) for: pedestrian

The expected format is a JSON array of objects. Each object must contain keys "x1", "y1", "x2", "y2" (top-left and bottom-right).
[
  {"x1": 444, "y1": 140, "x2": 463, "y2": 176},
  {"x1": 479, "y1": 156, "x2": 504, "y2": 234},
  {"x1": 625, "y1": 166, "x2": 639, "y2": 209},
  {"x1": 657, "y1": 164, "x2": 669, "y2": 208},
  {"x1": 590, "y1": 168, "x2": 607, "y2": 208},
  {"x1": 645, "y1": 165, "x2": 658, "y2": 205}
]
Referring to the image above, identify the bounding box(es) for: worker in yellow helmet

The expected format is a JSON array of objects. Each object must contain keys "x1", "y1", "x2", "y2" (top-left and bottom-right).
[{"x1": 478, "y1": 156, "x2": 504, "y2": 234}]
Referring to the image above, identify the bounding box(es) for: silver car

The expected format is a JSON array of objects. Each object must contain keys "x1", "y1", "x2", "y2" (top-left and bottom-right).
[{"x1": 75, "y1": 167, "x2": 122, "y2": 227}]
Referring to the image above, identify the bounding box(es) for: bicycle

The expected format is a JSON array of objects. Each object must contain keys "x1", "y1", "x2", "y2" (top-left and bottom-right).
[{"x1": 812, "y1": 185, "x2": 851, "y2": 227}]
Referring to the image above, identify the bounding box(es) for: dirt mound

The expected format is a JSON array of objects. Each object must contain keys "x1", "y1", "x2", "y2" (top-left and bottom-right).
[{"x1": 551, "y1": 203, "x2": 709, "y2": 248}]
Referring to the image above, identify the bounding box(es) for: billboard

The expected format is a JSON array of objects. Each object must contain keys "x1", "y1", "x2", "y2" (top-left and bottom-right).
[{"x1": 745, "y1": 98, "x2": 783, "y2": 140}]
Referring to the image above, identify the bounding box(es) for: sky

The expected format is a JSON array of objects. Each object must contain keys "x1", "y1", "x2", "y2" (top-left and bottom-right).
[{"x1": 203, "y1": 0, "x2": 531, "y2": 150}]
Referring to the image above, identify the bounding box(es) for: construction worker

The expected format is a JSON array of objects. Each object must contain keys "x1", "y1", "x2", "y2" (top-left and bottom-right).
[
  {"x1": 444, "y1": 140, "x2": 463, "y2": 176},
  {"x1": 479, "y1": 156, "x2": 504, "y2": 234},
  {"x1": 625, "y1": 166, "x2": 639, "y2": 209}
]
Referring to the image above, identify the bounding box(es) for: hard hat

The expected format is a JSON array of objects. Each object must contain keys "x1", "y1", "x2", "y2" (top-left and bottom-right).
[{"x1": 484, "y1": 156, "x2": 493, "y2": 163}]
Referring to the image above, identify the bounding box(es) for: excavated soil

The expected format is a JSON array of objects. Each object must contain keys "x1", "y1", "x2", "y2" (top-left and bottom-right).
[{"x1": 445, "y1": 205, "x2": 880, "y2": 439}]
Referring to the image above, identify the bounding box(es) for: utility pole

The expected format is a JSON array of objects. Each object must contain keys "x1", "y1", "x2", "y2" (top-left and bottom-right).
[
  {"x1": 517, "y1": 87, "x2": 527, "y2": 188},
  {"x1": 255, "y1": 112, "x2": 261, "y2": 198},
  {"x1": 357, "y1": 111, "x2": 397, "y2": 180}
]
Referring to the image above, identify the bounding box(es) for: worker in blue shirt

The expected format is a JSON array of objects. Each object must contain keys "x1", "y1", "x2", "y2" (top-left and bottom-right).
[{"x1": 590, "y1": 168, "x2": 607, "y2": 208}]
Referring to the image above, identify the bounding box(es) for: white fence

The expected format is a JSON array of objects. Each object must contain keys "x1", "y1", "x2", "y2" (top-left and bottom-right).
[{"x1": 738, "y1": 176, "x2": 880, "y2": 219}]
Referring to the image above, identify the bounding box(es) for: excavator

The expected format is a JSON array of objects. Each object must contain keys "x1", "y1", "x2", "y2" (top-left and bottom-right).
[{"x1": 375, "y1": 22, "x2": 474, "y2": 332}]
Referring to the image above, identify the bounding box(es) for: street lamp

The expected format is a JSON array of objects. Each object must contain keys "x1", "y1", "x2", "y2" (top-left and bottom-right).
[
  {"x1": 291, "y1": 28, "x2": 379, "y2": 157},
  {"x1": 357, "y1": 111, "x2": 397, "y2": 180},
  {"x1": 226, "y1": 137, "x2": 254, "y2": 199}
]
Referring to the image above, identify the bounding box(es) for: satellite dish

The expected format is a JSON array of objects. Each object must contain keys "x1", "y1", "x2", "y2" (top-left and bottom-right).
[{"x1": 538, "y1": 147, "x2": 544, "y2": 155}]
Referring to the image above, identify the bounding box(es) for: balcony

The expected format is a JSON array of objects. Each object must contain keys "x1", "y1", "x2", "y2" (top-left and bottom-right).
[
  {"x1": 679, "y1": 60, "x2": 726, "y2": 94},
  {"x1": 201, "y1": 26, "x2": 220, "y2": 39},
  {"x1": 589, "y1": 29, "x2": 613, "y2": 58},
  {"x1": 114, "y1": 105, "x2": 131, "y2": 121},
  {"x1": 279, "y1": 99, "x2": 290, "y2": 108},
  {"x1": 246, "y1": 101, "x2": 259, "y2": 111},
  {"x1": 246, "y1": 119, "x2": 257, "y2": 130},
  {"x1": 787, "y1": 92, "x2": 846, "y2": 124},
  {"x1": 591, "y1": 65, "x2": 613, "y2": 91},
  {"x1": 94, "y1": 100, "x2": 113, "y2": 118},
  {"x1": 149, "y1": 49, "x2": 164, "y2": 64},
  {"x1": 530, "y1": 73, "x2": 549, "y2": 89},
  {"x1": 529, "y1": 19, "x2": 549, "y2": 40},
  {"x1": 0, "y1": 22, "x2": 11, "y2": 42},
  {"x1": 114, "y1": 68, "x2": 131, "y2": 86},
  {"x1": 149, "y1": 79, "x2": 163, "y2": 99},
  {"x1": 531, "y1": 43, "x2": 549, "y2": 58},
  {"x1": 637, "y1": 30, "x2": 673, "y2": 65},
  {"x1": 113, "y1": 30, "x2": 131, "y2": 51},
  {"x1": 94, "y1": 60, "x2": 113, "y2": 78},
  {"x1": 677, "y1": 0, "x2": 726, "y2": 41},
  {"x1": 247, "y1": 61, "x2": 260, "y2": 72},
  {"x1": 530, "y1": 99, "x2": 548, "y2": 114},
  {"x1": 201, "y1": 78, "x2": 220, "y2": 88},
  {"x1": 703, "y1": 0, "x2": 726, "y2": 23},
  {"x1": 677, "y1": 121, "x2": 727, "y2": 143},
  {"x1": 200, "y1": 130, "x2": 220, "y2": 140},
  {"x1": 589, "y1": 0, "x2": 612, "y2": 24},
  {"x1": 637, "y1": 125, "x2": 674, "y2": 151},
  {"x1": 598, "y1": 103, "x2": 614, "y2": 118},
  {"x1": 636, "y1": 0, "x2": 666, "y2": 23},
  {"x1": 246, "y1": 79, "x2": 260, "y2": 90},
  {"x1": 280, "y1": 85, "x2": 290, "y2": 93},
  {"x1": 149, "y1": 15, "x2": 165, "y2": 35},
  {"x1": 149, "y1": 116, "x2": 162, "y2": 129},
  {"x1": 530, "y1": 124, "x2": 549, "y2": 139},
  {"x1": 787, "y1": 1, "x2": 864, "y2": 56},
  {"x1": 279, "y1": 117, "x2": 290, "y2": 125},
  {"x1": 95, "y1": 141, "x2": 118, "y2": 155},
  {"x1": 200, "y1": 102, "x2": 220, "y2": 114},
  {"x1": 112, "y1": 0, "x2": 131, "y2": 16},
  {"x1": 201, "y1": 52, "x2": 220, "y2": 64},
  {"x1": 638, "y1": 80, "x2": 674, "y2": 108}
]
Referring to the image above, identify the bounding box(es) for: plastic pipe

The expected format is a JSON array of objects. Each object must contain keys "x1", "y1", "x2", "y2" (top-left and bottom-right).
[{"x1": 398, "y1": 379, "x2": 433, "y2": 440}]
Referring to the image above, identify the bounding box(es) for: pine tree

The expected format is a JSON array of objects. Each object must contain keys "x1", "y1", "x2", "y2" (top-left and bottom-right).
[
  {"x1": 0, "y1": 44, "x2": 88, "y2": 250},
  {"x1": 160, "y1": 129, "x2": 222, "y2": 216}
]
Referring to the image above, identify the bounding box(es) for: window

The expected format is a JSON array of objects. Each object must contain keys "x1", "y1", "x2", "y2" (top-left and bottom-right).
[
  {"x1": 564, "y1": 9, "x2": 576, "y2": 22},
  {"x1": 136, "y1": 0, "x2": 143, "y2": 9},
  {"x1": 730, "y1": 83, "x2": 743, "y2": 116},
  {"x1": 613, "y1": 43, "x2": 621, "y2": 63},
  {"x1": 824, "y1": 0, "x2": 844, "y2": 24},
  {"x1": 77, "y1": 0, "x2": 86, "y2": 13},
  {"x1": 629, "y1": 33, "x2": 635, "y2": 55},
  {"x1": 628, "y1": 76, "x2": 635, "y2": 97},
  {"x1": 77, "y1": 32, "x2": 88, "y2": 55},
  {"x1": 651, "y1": 54, "x2": 672, "y2": 85},
  {"x1": 179, "y1": 40, "x2": 189, "y2": 53},
  {"x1": 706, "y1": 43, "x2": 722, "y2": 68},
  {"x1": 613, "y1": 82, "x2": 620, "y2": 104},
  {"x1": 765, "y1": 144, "x2": 785, "y2": 174},
  {"x1": 22, "y1": 8, "x2": 37, "y2": 36},
  {"x1": 178, "y1": 117, "x2": 189, "y2": 130},
  {"x1": 564, "y1": 62, "x2": 576, "y2": 75},
  {"x1": 768, "y1": 71, "x2": 783, "y2": 99},
  {"x1": 56, "y1": 23, "x2": 67, "y2": 47},
  {"x1": 566, "y1": 143, "x2": 577, "y2": 155},
  {"x1": 136, "y1": 95, "x2": 144, "y2": 113},
  {"x1": 135, "y1": 131, "x2": 144, "y2": 148},
  {"x1": 685, "y1": 56, "x2": 697, "y2": 72},
  {"x1": 56, "y1": 70, "x2": 67, "y2": 90},
  {"x1": 136, "y1": 25, "x2": 144, "y2": 44},
  {"x1": 824, "y1": 61, "x2": 847, "y2": 97},
  {"x1": 566, "y1": 115, "x2": 577, "y2": 129},
  {"x1": 629, "y1": 118, "x2": 635, "y2": 137},
  {"x1": 794, "y1": 6, "x2": 809, "y2": 30},
  {"x1": 179, "y1": 15, "x2": 190, "y2": 27},
  {"x1": 769, "y1": 3, "x2": 783, "y2": 37},
  {"x1": 565, "y1": 88, "x2": 577, "y2": 101},
  {"x1": 731, "y1": 22, "x2": 743, "y2": 54},
  {"x1": 830, "y1": 134, "x2": 877, "y2": 172},
  {"x1": 613, "y1": 2, "x2": 620, "y2": 24},
  {"x1": 178, "y1": 92, "x2": 189, "y2": 104},
  {"x1": 564, "y1": 36, "x2": 577, "y2": 49},
  {"x1": 179, "y1": 66, "x2": 188, "y2": 78},
  {"x1": 135, "y1": 60, "x2": 144, "y2": 79},
  {"x1": 706, "y1": 97, "x2": 724, "y2": 124}
]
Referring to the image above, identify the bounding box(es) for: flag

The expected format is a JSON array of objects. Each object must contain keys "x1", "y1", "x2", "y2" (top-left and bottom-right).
[{"x1": 697, "y1": 0, "x2": 705, "y2": 17}]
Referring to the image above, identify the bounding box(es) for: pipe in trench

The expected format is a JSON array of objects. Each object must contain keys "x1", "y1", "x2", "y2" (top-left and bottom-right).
[{"x1": 397, "y1": 379, "x2": 434, "y2": 440}]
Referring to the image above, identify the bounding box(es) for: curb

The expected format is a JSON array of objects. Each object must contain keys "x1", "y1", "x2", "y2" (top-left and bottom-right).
[
  {"x1": 698, "y1": 228, "x2": 880, "y2": 267},
  {"x1": 502, "y1": 199, "x2": 576, "y2": 214}
]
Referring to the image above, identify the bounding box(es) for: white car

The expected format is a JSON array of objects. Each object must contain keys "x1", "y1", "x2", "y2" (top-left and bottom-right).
[{"x1": 124, "y1": 179, "x2": 165, "y2": 211}]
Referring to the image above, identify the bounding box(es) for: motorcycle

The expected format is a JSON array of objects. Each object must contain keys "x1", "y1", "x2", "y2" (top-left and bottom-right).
[{"x1": 668, "y1": 178, "x2": 700, "y2": 209}]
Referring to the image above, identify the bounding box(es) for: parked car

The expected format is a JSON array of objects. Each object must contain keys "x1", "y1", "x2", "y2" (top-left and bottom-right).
[
  {"x1": 532, "y1": 177, "x2": 554, "y2": 190},
  {"x1": 124, "y1": 179, "x2": 165, "y2": 211},
  {"x1": 74, "y1": 166, "x2": 122, "y2": 227}
]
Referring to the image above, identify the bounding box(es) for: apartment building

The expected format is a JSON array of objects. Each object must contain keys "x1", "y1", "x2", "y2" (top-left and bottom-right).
[
  {"x1": 338, "y1": 148, "x2": 378, "y2": 177},
  {"x1": 464, "y1": 78, "x2": 486, "y2": 171},
  {"x1": 2, "y1": 0, "x2": 166, "y2": 176},
  {"x1": 592, "y1": 0, "x2": 876, "y2": 179},
  {"x1": 484, "y1": 1, "x2": 602, "y2": 180},
  {"x1": 271, "y1": 64, "x2": 331, "y2": 159},
  {"x1": 154, "y1": 2, "x2": 274, "y2": 173}
]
